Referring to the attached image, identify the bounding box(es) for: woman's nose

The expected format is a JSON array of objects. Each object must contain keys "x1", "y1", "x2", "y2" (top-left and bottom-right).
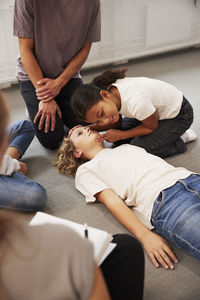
[{"x1": 85, "y1": 127, "x2": 91, "y2": 134}]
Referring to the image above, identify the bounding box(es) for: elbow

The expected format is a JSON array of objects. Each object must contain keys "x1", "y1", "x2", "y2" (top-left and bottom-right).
[
  {"x1": 19, "y1": 47, "x2": 33, "y2": 60},
  {"x1": 18, "y1": 39, "x2": 34, "y2": 59},
  {"x1": 149, "y1": 123, "x2": 158, "y2": 132},
  {"x1": 150, "y1": 126, "x2": 158, "y2": 132}
]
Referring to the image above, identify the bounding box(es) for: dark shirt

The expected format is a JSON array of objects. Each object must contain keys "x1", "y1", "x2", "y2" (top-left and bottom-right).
[{"x1": 14, "y1": 0, "x2": 101, "y2": 80}]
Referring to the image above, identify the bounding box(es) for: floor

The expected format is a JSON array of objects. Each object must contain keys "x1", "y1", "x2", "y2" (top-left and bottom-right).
[{"x1": 2, "y1": 47, "x2": 200, "y2": 300}]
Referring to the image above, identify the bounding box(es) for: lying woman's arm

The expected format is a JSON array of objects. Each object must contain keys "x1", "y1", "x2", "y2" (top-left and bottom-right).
[{"x1": 96, "y1": 188, "x2": 178, "y2": 270}]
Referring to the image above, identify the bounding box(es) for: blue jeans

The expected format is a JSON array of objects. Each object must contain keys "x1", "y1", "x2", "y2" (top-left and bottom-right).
[
  {"x1": 7, "y1": 120, "x2": 35, "y2": 156},
  {"x1": 151, "y1": 174, "x2": 200, "y2": 260},
  {"x1": 0, "y1": 120, "x2": 47, "y2": 211}
]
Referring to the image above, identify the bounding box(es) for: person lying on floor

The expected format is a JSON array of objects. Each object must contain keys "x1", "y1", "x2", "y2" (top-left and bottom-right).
[
  {"x1": 0, "y1": 92, "x2": 47, "y2": 211},
  {"x1": 0, "y1": 93, "x2": 144, "y2": 300},
  {"x1": 53, "y1": 125, "x2": 200, "y2": 269}
]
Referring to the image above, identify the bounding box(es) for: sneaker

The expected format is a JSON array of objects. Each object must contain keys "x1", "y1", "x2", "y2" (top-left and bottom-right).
[{"x1": 180, "y1": 129, "x2": 197, "y2": 143}]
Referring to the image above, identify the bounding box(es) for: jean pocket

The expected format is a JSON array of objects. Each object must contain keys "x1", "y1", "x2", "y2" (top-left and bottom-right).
[
  {"x1": 152, "y1": 190, "x2": 166, "y2": 222},
  {"x1": 178, "y1": 175, "x2": 200, "y2": 198}
]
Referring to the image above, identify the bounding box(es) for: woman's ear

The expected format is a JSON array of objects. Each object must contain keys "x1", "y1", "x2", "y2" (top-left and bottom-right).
[
  {"x1": 73, "y1": 149, "x2": 83, "y2": 159},
  {"x1": 100, "y1": 90, "x2": 109, "y2": 98}
]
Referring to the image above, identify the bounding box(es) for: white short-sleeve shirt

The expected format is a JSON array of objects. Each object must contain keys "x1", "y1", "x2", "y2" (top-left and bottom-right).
[
  {"x1": 112, "y1": 77, "x2": 183, "y2": 120},
  {"x1": 75, "y1": 145, "x2": 191, "y2": 229}
]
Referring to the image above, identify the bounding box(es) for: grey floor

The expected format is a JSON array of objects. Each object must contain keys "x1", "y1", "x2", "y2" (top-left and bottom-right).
[{"x1": 3, "y1": 47, "x2": 200, "y2": 300}]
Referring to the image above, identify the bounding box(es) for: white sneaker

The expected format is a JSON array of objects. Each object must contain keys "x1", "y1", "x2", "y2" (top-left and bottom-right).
[{"x1": 180, "y1": 129, "x2": 197, "y2": 143}]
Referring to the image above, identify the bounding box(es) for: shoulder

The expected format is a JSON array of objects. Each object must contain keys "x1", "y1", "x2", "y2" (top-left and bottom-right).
[{"x1": 2, "y1": 222, "x2": 94, "y2": 299}]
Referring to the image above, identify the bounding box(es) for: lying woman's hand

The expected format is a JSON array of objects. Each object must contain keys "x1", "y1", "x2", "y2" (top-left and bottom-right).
[{"x1": 141, "y1": 231, "x2": 178, "y2": 269}]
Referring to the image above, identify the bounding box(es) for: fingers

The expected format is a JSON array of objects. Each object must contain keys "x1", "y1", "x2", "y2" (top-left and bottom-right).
[
  {"x1": 44, "y1": 114, "x2": 50, "y2": 133},
  {"x1": 36, "y1": 88, "x2": 53, "y2": 102},
  {"x1": 154, "y1": 250, "x2": 173, "y2": 270},
  {"x1": 51, "y1": 113, "x2": 56, "y2": 132},
  {"x1": 96, "y1": 135, "x2": 104, "y2": 141},
  {"x1": 36, "y1": 86, "x2": 49, "y2": 94},
  {"x1": 148, "y1": 246, "x2": 178, "y2": 270},
  {"x1": 163, "y1": 243, "x2": 178, "y2": 264},
  {"x1": 34, "y1": 110, "x2": 42, "y2": 125},
  {"x1": 56, "y1": 106, "x2": 62, "y2": 120},
  {"x1": 38, "y1": 113, "x2": 46, "y2": 131},
  {"x1": 37, "y1": 78, "x2": 50, "y2": 85},
  {"x1": 148, "y1": 251, "x2": 160, "y2": 268},
  {"x1": 36, "y1": 90, "x2": 53, "y2": 101}
]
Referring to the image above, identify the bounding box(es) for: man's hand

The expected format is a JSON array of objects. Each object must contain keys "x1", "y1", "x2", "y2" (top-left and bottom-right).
[
  {"x1": 36, "y1": 78, "x2": 63, "y2": 102},
  {"x1": 141, "y1": 231, "x2": 178, "y2": 269},
  {"x1": 34, "y1": 100, "x2": 62, "y2": 133},
  {"x1": 19, "y1": 162, "x2": 27, "y2": 175},
  {"x1": 97, "y1": 129, "x2": 125, "y2": 143}
]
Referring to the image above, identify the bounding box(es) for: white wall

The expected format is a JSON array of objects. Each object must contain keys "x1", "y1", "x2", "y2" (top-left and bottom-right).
[{"x1": 0, "y1": 0, "x2": 200, "y2": 85}]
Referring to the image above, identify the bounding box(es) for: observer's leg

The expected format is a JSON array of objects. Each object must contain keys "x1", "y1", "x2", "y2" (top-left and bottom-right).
[
  {"x1": 151, "y1": 174, "x2": 200, "y2": 260},
  {"x1": 19, "y1": 80, "x2": 64, "y2": 150},
  {"x1": 56, "y1": 78, "x2": 83, "y2": 129},
  {"x1": 101, "y1": 234, "x2": 144, "y2": 300},
  {"x1": 130, "y1": 96, "x2": 194, "y2": 158},
  {"x1": 7, "y1": 120, "x2": 35, "y2": 157},
  {"x1": 0, "y1": 172, "x2": 47, "y2": 211}
]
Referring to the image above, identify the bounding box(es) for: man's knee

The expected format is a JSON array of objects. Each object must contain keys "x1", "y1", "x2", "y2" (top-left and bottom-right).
[
  {"x1": 36, "y1": 135, "x2": 63, "y2": 150},
  {"x1": 34, "y1": 120, "x2": 64, "y2": 150},
  {"x1": 34, "y1": 127, "x2": 64, "y2": 150}
]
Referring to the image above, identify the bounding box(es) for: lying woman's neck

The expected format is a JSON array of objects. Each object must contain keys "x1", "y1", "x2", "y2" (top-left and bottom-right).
[{"x1": 85, "y1": 143, "x2": 105, "y2": 160}]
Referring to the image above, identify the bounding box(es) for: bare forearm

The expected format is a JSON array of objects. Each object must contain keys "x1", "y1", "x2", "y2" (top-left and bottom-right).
[
  {"x1": 107, "y1": 198, "x2": 149, "y2": 240},
  {"x1": 57, "y1": 42, "x2": 92, "y2": 87},
  {"x1": 97, "y1": 189, "x2": 178, "y2": 269},
  {"x1": 20, "y1": 49, "x2": 44, "y2": 89},
  {"x1": 120, "y1": 124, "x2": 155, "y2": 140},
  {"x1": 97, "y1": 190, "x2": 149, "y2": 241}
]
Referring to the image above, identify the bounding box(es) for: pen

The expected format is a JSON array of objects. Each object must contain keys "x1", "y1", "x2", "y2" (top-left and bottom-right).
[{"x1": 84, "y1": 223, "x2": 88, "y2": 239}]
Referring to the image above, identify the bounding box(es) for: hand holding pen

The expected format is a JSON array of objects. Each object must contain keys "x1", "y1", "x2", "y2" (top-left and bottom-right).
[{"x1": 84, "y1": 223, "x2": 88, "y2": 239}]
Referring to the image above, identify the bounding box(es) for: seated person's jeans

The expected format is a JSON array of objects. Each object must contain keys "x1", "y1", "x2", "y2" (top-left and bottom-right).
[{"x1": 0, "y1": 120, "x2": 47, "y2": 211}]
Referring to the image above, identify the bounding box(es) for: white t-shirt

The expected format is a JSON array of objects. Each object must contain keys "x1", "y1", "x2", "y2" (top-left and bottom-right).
[
  {"x1": 75, "y1": 145, "x2": 191, "y2": 229},
  {"x1": 112, "y1": 77, "x2": 183, "y2": 120}
]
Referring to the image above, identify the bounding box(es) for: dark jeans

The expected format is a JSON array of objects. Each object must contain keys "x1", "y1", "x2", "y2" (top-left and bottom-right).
[
  {"x1": 116, "y1": 96, "x2": 194, "y2": 158},
  {"x1": 101, "y1": 234, "x2": 144, "y2": 300},
  {"x1": 19, "y1": 78, "x2": 82, "y2": 150}
]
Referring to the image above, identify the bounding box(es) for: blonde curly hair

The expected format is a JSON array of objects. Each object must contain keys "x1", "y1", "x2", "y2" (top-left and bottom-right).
[{"x1": 52, "y1": 137, "x2": 85, "y2": 177}]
